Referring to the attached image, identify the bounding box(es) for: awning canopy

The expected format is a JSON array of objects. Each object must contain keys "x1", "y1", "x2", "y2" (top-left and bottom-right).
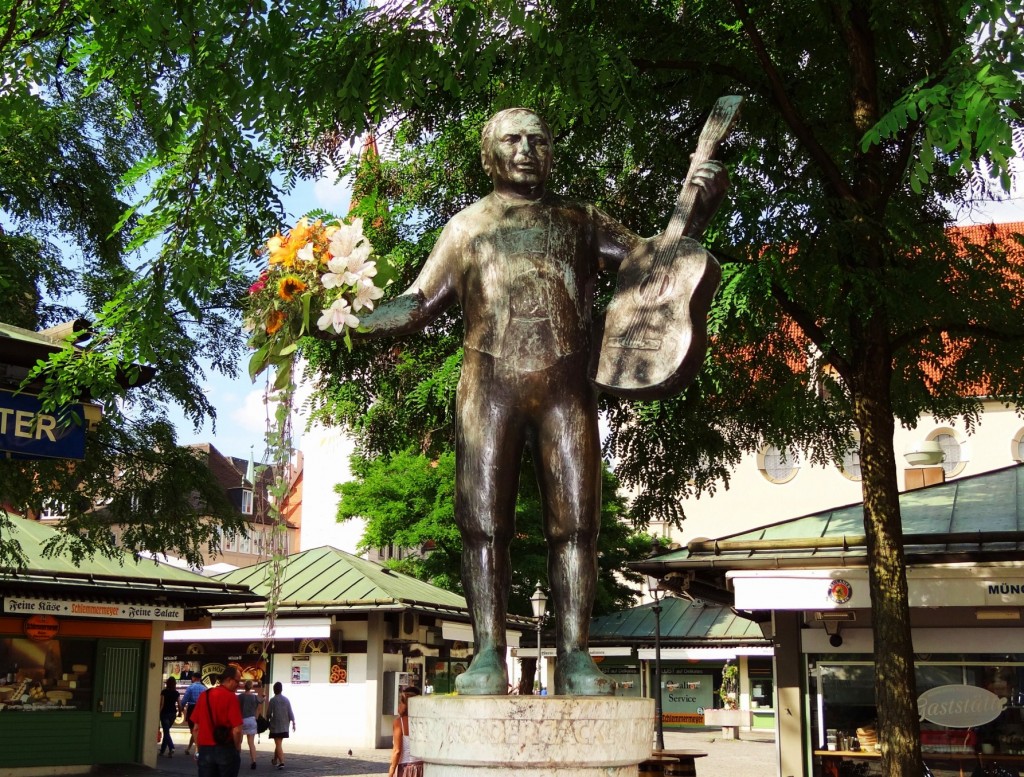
[
  {"x1": 441, "y1": 620, "x2": 522, "y2": 648},
  {"x1": 165, "y1": 617, "x2": 332, "y2": 643},
  {"x1": 636, "y1": 646, "x2": 774, "y2": 660}
]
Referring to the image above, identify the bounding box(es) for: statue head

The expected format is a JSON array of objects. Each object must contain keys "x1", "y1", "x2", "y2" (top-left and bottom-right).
[{"x1": 480, "y1": 108, "x2": 553, "y2": 196}]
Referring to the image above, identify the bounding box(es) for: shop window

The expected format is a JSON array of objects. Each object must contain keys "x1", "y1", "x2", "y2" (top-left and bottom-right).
[
  {"x1": 0, "y1": 637, "x2": 95, "y2": 711},
  {"x1": 928, "y1": 430, "x2": 967, "y2": 477},
  {"x1": 758, "y1": 445, "x2": 801, "y2": 484},
  {"x1": 813, "y1": 657, "x2": 1024, "y2": 772},
  {"x1": 748, "y1": 658, "x2": 775, "y2": 709}
]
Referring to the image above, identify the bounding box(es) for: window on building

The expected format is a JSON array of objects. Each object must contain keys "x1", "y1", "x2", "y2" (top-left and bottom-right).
[
  {"x1": 39, "y1": 500, "x2": 68, "y2": 521},
  {"x1": 240, "y1": 532, "x2": 252, "y2": 554},
  {"x1": 241, "y1": 490, "x2": 253, "y2": 515},
  {"x1": 840, "y1": 444, "x2": 862, "y2": 481},
  {"x1": 930, "y1": 431, "x2": 967, "y2": 477},
  {"x1": 759, "y1": 445, "x2": 801, "y2": 484},
  {"x1": 1012, "y1": 430, "x2": 1024, "y2": 463}
]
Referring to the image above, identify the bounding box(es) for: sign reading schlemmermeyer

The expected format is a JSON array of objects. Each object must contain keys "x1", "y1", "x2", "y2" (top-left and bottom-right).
[{"x1": 3, "y1": 597, "x2": 184, "y2": 621}]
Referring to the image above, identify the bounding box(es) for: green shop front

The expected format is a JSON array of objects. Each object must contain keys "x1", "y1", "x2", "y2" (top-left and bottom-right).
[
  {"x1": 0, "y1": 515, "x2": 259, "y2": 775},
  {"x1": 586, "y1": 597, "x2": 774, "y2": 730}
]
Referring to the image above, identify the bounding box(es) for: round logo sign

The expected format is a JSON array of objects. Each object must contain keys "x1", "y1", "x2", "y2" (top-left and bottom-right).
[
  {"x1": 827, "y1": 579, "x2": 852, "y2": 604},
  {"x1": 918, "y1": 685, "x2": 1006, "y2": 728},
  {"x1": 24, "y1": 615, "x2": 59, "y2": 642}
]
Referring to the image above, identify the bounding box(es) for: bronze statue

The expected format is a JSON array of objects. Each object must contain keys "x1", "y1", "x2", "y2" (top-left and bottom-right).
[{"x1": 356, "y1": 107, "x2": 731, "y2": 695}]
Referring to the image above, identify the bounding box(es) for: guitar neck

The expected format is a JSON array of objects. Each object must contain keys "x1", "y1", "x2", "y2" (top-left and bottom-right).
[{"x1": 662, "y1": 96, "x2": 744, "y2": 247}]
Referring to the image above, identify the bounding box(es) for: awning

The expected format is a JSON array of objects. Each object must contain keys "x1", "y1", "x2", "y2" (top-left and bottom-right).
[
  {"x1": 164, "y1": 617, "x2": 332, "y2": 643},
  {"x1": 510, "y1": 645, "x2": 633, "y2": 658},
  {"x1": 441, "y1": 620, "x2": 522, "y2": 648},
  {"x1": 636, "y1": 646, "x2": 773, "y2": 660}
]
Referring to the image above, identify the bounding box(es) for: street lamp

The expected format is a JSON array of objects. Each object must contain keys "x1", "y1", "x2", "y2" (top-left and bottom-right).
[
  {"x1": 646, "y1": 571, "x2": 665, "y2": 752},
  {"x1": 530, "y1": 582, "x2": 548, "y2": 694}
]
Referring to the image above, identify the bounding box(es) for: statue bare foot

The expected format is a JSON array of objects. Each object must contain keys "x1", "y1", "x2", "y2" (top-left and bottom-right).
[
  {"x1": 555, "y1": 650, "x2": 616, "y2": 696},
  {"x1": 455, "y1": 648, "x2": 508, "y2": 695}
]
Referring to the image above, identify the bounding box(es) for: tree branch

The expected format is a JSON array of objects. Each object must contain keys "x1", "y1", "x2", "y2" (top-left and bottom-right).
[
  {"x1": 630, "y1": 58, "x2": 762, "y2": 92},
  {"x1": 729, "y1": 0, "x2": 855, "y2": 203},
  {"x1": 0, "y1": 0, "x2": 26, "y2": 57},
  {"x1": 770, "y1": 281, "x2": 853, "y2": 378},
  {"x1": 892, "y1": 322, "x2": 1024, "y2": 353}
]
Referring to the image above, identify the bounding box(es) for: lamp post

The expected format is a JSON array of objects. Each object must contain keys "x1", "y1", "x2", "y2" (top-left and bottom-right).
[
  {"x1": 530, "y1": 582, "x2": 548, "y2": 694},
  {"x1": 646, "y1": 571, "x2": 665, "y2": 751}
]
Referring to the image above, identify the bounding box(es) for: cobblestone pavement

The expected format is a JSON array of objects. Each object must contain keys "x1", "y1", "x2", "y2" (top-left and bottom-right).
[{"x1": 93, "y1": 728, "x2": 777, "y2": 777}]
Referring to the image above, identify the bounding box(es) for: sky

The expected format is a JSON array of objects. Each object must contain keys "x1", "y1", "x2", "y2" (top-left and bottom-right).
[{"x1": 170, "y1": 163, "x2": 1024, "y2": 464}]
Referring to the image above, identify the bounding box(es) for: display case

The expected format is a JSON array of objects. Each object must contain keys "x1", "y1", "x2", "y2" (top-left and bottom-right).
[{"x1": 0, "y1": 637, "x2": 93, "y2": 712}]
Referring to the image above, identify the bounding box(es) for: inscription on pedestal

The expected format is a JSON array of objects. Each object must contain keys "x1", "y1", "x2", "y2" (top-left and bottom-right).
[{"x1": 408, "y1": 695, "x2": 654, "y2": 776}]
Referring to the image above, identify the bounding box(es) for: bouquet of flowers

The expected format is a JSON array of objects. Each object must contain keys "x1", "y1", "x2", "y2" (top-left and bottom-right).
[{"x1": 245, "y1": 215, "x2": 388, "y2": 386}]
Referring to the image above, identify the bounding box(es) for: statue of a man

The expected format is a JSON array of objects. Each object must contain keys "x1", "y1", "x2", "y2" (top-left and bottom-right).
[{"x1": 357, "y1": 108, "x2": 728, "y2": 695}]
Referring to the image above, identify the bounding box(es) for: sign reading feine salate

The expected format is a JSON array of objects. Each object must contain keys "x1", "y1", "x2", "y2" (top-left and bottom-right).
[
  {"x1": 917, "y1": 685, "x2": 1006, "y2": 728},
  {"x1": 2, "y1": 597, "x2": 183, "y2": 621}
]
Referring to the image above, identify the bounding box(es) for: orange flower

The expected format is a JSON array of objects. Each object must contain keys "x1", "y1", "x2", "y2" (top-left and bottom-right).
[
  {"x1": 289, "y1": 219, "x2": 315, "y2": 248},
  {"x1": 267, "y1": 233, "x2": 299, "y2": 267},
  {"x1": 266, "y1": 310, "x2": 286, "y2": 335},
  {"x1": 277, "y1": 275, "x2": 307, "y2": 301}
]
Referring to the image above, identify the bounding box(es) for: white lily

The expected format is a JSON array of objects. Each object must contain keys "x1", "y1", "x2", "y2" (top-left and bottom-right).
[
  {"x1": 317, "y1": 297, "x2": 360, "y2": 333},
  {"x1": 352, "y1": 278, "x2": 384, "y2": 312},
  {"x1": 328, "y1": 218, "x2": 365, "y2": 259}
]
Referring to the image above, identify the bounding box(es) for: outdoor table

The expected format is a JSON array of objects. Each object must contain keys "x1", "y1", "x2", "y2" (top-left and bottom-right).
[{"x1": 639, "y1": 749, "x2": 709, "y2": 777}]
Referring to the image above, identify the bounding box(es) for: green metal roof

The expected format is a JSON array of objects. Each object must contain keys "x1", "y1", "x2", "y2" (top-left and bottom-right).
[
  {"x1": 589, "y1": 597, "x2": 767, "y2": 645},
  {"x1": 0, "y1": 514, "x2": 259, "y2": 607},
  {"x1": 210, "y1": 545, "x2": 481, "y2": 618},
  {"x1": 639, "y1": 463, "x2": 1024, "y2": 573}
]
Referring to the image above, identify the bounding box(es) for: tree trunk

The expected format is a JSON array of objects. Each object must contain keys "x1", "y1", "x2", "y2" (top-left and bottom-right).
[{"x1": 853, "y1": 349, "x2": 923, "y2": 777}]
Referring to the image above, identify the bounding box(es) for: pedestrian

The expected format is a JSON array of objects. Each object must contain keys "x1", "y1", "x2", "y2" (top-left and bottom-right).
[
  {"x1": 267, "y1": 681, "x2": 296, "y2": 770},
  {"x1": 238, "y1": 678, "x2": 263, "y2": 770},
  {"x1": 158, "y1": 676, "x2": 181, "y2": 757},
  {"x1": 388, "y1": 687, "x2": 423, "y2": 777},
  {"x1": 182, "y1": 671, "x2": 208, "y2": 756},
  {"x1": 190, "y1": 666, "x2": 243, "y2": 777}
]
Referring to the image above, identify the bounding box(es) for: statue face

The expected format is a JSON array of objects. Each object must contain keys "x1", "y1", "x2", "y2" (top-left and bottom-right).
[{"x1": 487, "y1": 112, "x2": 552, "y2": 193}]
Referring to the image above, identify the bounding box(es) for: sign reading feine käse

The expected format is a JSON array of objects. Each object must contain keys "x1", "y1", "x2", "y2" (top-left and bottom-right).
[
  {"x1": 3, "y1": 597, "x2": 184, "y2": 621},
  {"x1": 0, "y1": 390, "x2": 86, "y2": 460},
  {"x1": 917, "y1": 684, "x2": 1006, "y2": 728}
]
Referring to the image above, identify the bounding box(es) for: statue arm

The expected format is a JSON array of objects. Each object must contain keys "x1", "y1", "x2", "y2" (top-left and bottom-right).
[{"x1": 356, "y1": 226, "x2": 459, "y2": 338}]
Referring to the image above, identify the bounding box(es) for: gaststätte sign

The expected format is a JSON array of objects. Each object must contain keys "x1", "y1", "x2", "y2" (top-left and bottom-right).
[{"x1": 917, "y1": 684, "x2": 1006, "y2": 728}]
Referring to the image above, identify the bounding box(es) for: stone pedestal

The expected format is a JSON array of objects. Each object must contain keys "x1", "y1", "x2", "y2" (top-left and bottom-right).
[{"x1": 408, "y1": 695, "x2": 654, "y2": 777}]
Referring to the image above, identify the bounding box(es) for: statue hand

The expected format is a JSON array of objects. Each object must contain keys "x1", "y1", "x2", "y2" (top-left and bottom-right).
[{"x1": 686, "y1": 159, "x2": 730, "y2": 237}]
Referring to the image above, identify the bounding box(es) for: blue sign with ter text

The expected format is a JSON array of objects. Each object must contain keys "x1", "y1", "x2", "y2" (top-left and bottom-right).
[{"x1": 0, "y1": 390, "x2": 86, "y2": 460}]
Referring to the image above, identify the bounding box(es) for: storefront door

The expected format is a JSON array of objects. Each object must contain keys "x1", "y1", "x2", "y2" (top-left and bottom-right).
[{"x1": 93, "y1": 639, "x2": 145, "y2": 764}]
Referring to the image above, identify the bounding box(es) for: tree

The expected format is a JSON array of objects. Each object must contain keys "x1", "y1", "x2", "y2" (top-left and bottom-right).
[
  {"x1": 303, "y1": 5, "x2": 1023, "y2": 776},
  {"x1": 5, "y1": 3, "x2": 1022, "y2": 774},
  {"x1": 0, "y1": 14, "x2": 249, "y2": 566}
]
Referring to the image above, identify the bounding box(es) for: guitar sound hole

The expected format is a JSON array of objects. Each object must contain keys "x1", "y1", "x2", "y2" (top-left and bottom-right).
[{"x1": 638, "y1": 272, "x2": 674, "y2": 301}]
